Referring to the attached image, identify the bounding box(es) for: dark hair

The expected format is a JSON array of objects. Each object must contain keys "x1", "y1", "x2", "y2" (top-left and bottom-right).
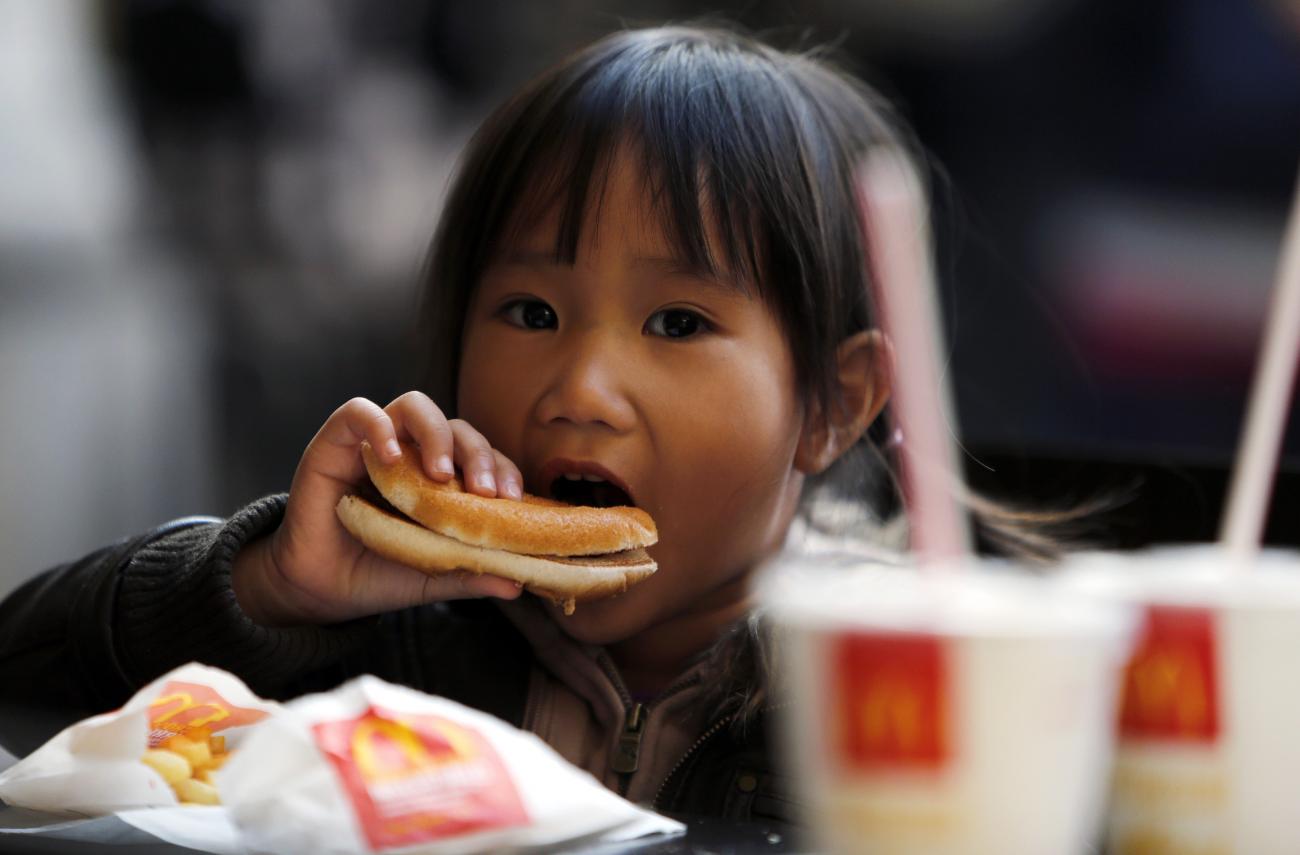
[
  {"x1": 418, "y1": 24, "x2": 1076, "y2": 560},
  {"x1": 420, "y1": 25, "x2": 909, "y2": 424}
]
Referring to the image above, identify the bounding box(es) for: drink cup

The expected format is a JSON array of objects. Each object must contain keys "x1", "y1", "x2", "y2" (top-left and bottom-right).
[
  {"x1": 1063, "y1": 546, "x2": 1300, "y2": 855},
  {"x1": 760, "y1": 553, "x2": 1136, "y2": 855}
]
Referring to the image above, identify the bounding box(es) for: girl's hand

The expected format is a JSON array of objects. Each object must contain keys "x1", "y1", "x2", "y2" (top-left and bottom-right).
[{"x1": 232, "y1": 392, "x2": 525, "y2": 626}]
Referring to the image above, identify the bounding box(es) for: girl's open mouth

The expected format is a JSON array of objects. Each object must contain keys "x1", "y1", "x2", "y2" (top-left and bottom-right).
[{"x1": 549, "y1": 475, "x2": 634, "y2": 508}]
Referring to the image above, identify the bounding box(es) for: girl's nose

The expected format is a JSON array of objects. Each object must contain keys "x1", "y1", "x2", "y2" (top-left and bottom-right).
[{"x1": 534, "y1": 334, "x2": 637, "y2": 432}]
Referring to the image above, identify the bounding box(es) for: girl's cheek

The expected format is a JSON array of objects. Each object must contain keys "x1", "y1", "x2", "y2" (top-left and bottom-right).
[{"x1": 456, "y1": 348, "x2": 499, "y2": 420}]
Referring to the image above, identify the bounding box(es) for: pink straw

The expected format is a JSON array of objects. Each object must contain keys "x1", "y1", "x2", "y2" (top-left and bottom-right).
[
  {"x1": 1219, "y1": 171, "x2": 1300, "y2": 563},
  {"x1": 857, "y1": 149, "x2": 971, "y2": 564}
]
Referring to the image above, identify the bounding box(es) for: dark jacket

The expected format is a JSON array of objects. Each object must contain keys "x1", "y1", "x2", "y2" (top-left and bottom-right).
[{"x1": 0, "y1": 496, "x2": 797, "y2": 824}]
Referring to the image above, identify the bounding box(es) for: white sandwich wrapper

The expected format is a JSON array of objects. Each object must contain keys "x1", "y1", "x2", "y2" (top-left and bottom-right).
[
  {"x1": 217, "y1": 674, "x2": 684, "y2": 854},
  {"x1": 1, "y1": 664, "x2": 684, "y2": 854}
]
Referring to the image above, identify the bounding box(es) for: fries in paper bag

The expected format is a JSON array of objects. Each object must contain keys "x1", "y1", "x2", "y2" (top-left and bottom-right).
[
  {"x1": 2, "y1": 666, "x2": 682, "y2": 853},
  {"x1": 0, "y1": 663, "x2": 276, "y2": 815}
]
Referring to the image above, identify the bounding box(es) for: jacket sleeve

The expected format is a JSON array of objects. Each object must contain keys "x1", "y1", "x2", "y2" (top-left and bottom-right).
[
  {"x1": 0, "y1": 496, "x2": 535, "y2": 758},
  {"x1": 0, "y1": 496, "x2": 375, "y2": 726}
]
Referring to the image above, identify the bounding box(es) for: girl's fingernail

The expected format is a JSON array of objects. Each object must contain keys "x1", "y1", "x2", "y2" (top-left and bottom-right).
[
  {"x1": 477, "y1": 471, "x2": 497, "y2": 493},
  {"x1": 435, "y1": 455, "x2": 454, "y2": 475},
  {"x1": 506, "y1": 480, "x2": 523, "y2": 500},
  {"x1": 385, "y1": 439, "x2": 402, "y2": 457}
]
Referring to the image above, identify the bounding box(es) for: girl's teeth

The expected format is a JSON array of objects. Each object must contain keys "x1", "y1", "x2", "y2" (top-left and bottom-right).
[
  {"x1": 563, "y1": 473, "x2": 582, "y2": 481},
  {"x1": 582, "y1": 474, "x2": 607, "y2": 482}
]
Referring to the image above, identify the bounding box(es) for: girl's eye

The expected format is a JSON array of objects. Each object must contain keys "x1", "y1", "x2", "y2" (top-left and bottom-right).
[
  {"x1": 501, "y1": 299, "x2": 557, "y2": 330},
  {"x1": 645, "y1": 308, "x2": 708, "y2": 339}
]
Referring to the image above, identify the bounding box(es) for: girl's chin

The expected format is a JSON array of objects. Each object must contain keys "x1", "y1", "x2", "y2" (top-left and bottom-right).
[{"x1": 543, "y1": 593, "x2": 652, "y2": 646}]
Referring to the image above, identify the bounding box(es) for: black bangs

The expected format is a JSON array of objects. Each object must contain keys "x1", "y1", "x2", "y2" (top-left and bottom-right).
[
  {"x1": 422, "y1": 25, "x2": 909, "y2": 416},
  {"x1": 498, "y1": 29, "x2": 797, "y2": 295}
]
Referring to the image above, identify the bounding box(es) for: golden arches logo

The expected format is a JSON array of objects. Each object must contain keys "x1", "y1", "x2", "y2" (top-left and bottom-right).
[
  {"x1": 861, "y1": 677, "x2": 926, "y2": 756},
  {"x1": 314, "y1": 708, "x2": 530, "y2": 849},
  {"x1": 1125, "y1": 649, "x2": 1209, "y2": 732},
  {"x1": 149, "y1": 692, "x2": 231, "y2": 732},
  {"x1": 1119, "y1": 606, "x2": 1219, "y2": 742},
  {"x1": 835, "y1": 632, "x2": 949, "y2": 770},
  {"x1": 352, "y1": 714, "x2": 478, "y2": 782}
]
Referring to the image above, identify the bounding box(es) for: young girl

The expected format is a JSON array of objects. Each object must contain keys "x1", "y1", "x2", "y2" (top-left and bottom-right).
[{"x1": 0, "y1": 25, "x2": 917, "y2": 822}]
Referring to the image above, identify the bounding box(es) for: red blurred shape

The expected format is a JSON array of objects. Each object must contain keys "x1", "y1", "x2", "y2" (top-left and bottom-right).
[
  {"x1": 833, "y1": 632, "x2": 952, "y2": 771},
  {"x1": 313, "y1": 706, "x2": 528, "y2": 849},
  {"x1": 1119, "y1": 606, "x2": 1220, "y2": 743}
]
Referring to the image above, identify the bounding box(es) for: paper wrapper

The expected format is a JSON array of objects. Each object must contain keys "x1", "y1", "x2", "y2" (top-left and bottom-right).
[
  {"x1": 0, "y1": 662, "x2": 276, "y2": 816},
  {"x1": 2, "y1": 665, "x2": 683, "y2": 853},
  {"x1": 219, "y1": 675, "x2": 685, "y2": 854}
]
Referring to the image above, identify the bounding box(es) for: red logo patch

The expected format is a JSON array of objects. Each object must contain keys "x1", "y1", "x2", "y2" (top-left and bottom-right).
[
  {"x1": 147, "y1": 681, "x2": 267, "y2": 746},
  {"x1": 314, "y1": 707, "x2": 528, "y2": 850},
  {"x1": 1119, "y1": 606, "x2": 1219, "y2": 743},
  {"x1": 833, "y1": 632, "x2": 951, "y2": 771}
]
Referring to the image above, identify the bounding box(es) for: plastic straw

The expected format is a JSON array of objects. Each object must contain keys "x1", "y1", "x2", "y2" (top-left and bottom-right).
[
  {"x1": 1220, "y1": 172, "x2": 1300, "y2": 562},
  {"x1": 857, "y1": 149, "x2": 971, "y2": 564}
]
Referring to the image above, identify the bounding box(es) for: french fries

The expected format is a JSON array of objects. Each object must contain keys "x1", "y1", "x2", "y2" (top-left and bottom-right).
[{"x1": 141, "y1": 728, "x2": 231, "y2": 805}]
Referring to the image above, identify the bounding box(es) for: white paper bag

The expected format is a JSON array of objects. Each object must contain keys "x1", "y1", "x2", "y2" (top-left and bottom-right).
[
  {"x1": 2, "y1": 665, "x2": 683, "y2": 853},
  {"x1": 219, "y1": 675, "x2": 684, "y2": 854},
  {"x1": 0, "y1": 662, "x2": 276, "y2": 816}
]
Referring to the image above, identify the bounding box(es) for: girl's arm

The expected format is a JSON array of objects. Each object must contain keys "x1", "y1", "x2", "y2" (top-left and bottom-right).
[
  {"x1": 0, "y1": 391, "x2": 532, "y2": 754},
  {"x1": 0, "y1": 496, "x2": 534, "y2": 757},
  {"x1": 0, "y1": 498, "x2": 378, "y2": 754}
]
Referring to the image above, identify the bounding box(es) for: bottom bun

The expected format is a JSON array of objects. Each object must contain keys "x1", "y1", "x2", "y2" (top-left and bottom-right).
[{"x1": 336, "y1": 495, "x2": 657, "y2": 613}]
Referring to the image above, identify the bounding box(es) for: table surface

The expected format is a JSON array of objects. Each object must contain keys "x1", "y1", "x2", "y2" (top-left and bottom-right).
[
  {"x1": 0, "y1": 803, "x2": 802, "y2": 854},
  {"x1": 0, "y1": 705, "x2": 803, "y2": 854}
]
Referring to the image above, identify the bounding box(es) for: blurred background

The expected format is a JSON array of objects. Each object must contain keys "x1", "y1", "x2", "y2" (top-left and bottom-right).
[{"x1": 1, "y1": 0, "x2": 1298, "y2": 598}]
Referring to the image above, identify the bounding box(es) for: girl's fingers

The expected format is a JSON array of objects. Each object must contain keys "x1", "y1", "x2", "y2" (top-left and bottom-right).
[
  {"x1": 309, "y1": 397, "x2": 400, "y2": 482},
  {"x1": 359, "y1": 551, "x2": 524, "y2": 605},
  {"x1": 448, "y1": 573, "x2": 525, "y2": 602},
  {"x1": 338, "y1": 393, "x2": 522, "y2": 500},
  {"x1": 383, "y1": 392, "x2": 455, "y2": 480},
  {"x1": 448, "y1": 419, "x2": 500, "y2": 496},
  {"x1": 492, "y1": 449, "x2": 524, "y2": 500}
]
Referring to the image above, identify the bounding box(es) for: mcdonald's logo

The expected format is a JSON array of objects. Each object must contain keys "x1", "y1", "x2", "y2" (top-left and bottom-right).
[
  {"x1": 313, "y1": 706, "x2": 528, "y2": 849},
  {"x1": 1119, "y1": 606, "x2": 1219, "y2": 743},
  {"x1": 351, "y1": 714, "x2": 478, "y2": 782},
  {"x1": 147, "y1": 681, "x2": 267, "y2": 744},
  {"x1": 833, "y1": 632, "x2": 950, "y2": 771}
]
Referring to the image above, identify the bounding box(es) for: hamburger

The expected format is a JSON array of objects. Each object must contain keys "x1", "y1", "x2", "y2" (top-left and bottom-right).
[{"x1": 336, "y1": 442, "x2": 657, "y2": 613}]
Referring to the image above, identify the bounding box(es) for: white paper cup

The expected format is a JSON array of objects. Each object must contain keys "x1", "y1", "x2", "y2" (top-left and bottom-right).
[
  {"x1": 760, "y1": 554, "x2": 1136, "y2": 855},
  {"x1": 1064, "y1": 546, "x2": 1300, "y2": 855}
]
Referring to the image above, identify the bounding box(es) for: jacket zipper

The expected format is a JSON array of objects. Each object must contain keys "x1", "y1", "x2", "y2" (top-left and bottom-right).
[
  {"x1": 651, "y1": 712, "x2": 735, "y2": 809},
  {"x1": 594, "y1": 651, "x2": 701, "y2": 795},
  {"x1": 651, "y1": 701, "x2": 791, "y2": 811},
  {"x1": 611, "y1": 702, "x2": 645, "y2": 775}
]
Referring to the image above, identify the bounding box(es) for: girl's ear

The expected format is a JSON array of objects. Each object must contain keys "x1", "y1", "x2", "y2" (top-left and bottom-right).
[{"x1": 795, "y1": 330, "x2": 893, "y2": 475}]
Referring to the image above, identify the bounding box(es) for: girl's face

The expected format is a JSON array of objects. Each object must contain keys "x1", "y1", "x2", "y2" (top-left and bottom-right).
[{"x1": 458, "y1": 154, "x2": 808, "y2": 646}]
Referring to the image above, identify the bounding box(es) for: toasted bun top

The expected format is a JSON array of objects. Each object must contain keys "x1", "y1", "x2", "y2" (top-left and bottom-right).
[
  {"x1": 336, "y1": 495, "x2": 655, "y2": 613},
  {"x1": 360, "y1": 442, "x2": 658, "y2": 556}
]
